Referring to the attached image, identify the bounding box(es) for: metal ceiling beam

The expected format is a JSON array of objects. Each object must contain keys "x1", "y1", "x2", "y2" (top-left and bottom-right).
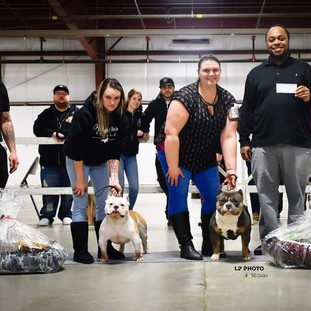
[
  {"x1": 0, "y1": 51, "x2": 87, "y2": 56},
  {"x1": 0, "y1": 59, "x2": 269, "y2": 64},
  {"x1": 62, "y1": 13, "x2": 311, "y2": 20},
  {"x1": 103, "y1": 49, "x2": 311, "y2": 56},
  {"x1": 1, "y1": 49, "x2": 311, "y2": 58},
  {"x1": 1, "y1": 28, "x2": 311, "y2": 38},
  {"x1": 1, "y1": 47, "x2": 311, "y2": 64},
  {"x1": 2, "y1": 12, "x2": 311, "y2": 21},
  {"x1": 3, "y1": 57, "x2": 311, "y2": 64},
  {"x1": 47, "y1": 0, "x2": 99, "y2": 59}
]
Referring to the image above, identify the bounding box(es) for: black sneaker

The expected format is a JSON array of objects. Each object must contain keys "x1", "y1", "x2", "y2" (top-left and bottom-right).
[{"x1": 254, "y1": 245, "x2": 262, "y2": 255}]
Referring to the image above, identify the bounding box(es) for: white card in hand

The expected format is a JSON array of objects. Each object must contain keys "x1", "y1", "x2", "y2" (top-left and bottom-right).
[{"x1": 276, "y1": 83, "x2": 297, "y2": 94}]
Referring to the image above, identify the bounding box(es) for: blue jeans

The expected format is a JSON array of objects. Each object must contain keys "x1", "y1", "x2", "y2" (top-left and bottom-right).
[
  {"x1": 118, "y1": 154, "x2": 139, "y2": 210},
  {"x1": 66, "y1": 157, "x2": 109, "y2": 222},
  {"x1": 157, "y1": 149, "x2": 220, "y2": 216},
  {"x1": 40, "y1": 166, "x2": 72, "y2": 223}
]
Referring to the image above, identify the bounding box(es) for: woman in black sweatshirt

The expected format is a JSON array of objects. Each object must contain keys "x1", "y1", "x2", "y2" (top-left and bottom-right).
[
  {"x1": 118, "y1": 89, "x2": 145, "y2": 210},
  {"x1": 64, "y1": 78, "x2": 129, "y2": 264}
]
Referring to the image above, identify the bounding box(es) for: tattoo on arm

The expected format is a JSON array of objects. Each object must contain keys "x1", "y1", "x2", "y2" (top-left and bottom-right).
[
  {"x1": 1, "y1": 112, "x2": 17, "y2": 152},
  {"x1": 108, "y1": 159, "x2": 119, "y2": 183}
]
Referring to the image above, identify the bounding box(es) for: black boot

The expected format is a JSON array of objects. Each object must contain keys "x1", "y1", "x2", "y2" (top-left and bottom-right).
[
  {"x1": 94, "y1": 220, "x2": 125, "y2": 260},
  {"x1": 201, "y1": 213, "x2": 214, "y2": 256},
  {"x1": 71, "y1": 222, "x2": 94, "y2": 264},
  {"x1": 170, "y1": 212, "x2": 203, "y2": 260},
  {"x1": 165, "y1": 207, "x2": 172, "y2": 226}
]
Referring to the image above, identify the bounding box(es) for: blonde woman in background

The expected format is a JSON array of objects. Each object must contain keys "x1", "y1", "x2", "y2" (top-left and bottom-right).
[{"x1": 118, "y1": 89, "x2": 146, "y2": 210}]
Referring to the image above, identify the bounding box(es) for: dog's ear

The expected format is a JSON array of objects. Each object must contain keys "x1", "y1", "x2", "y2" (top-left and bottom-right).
[
  {"x1": 125, "y1": 194, "x2": 129, "y2": 202},
  {"x1": 106, "y1": 192, "x2": 113, "y2": 199},
  {"x1": 218, "y1": 189, "x2": 223, "y2": 195},
  {"x1": 238, "y1": 189, "x2": 243, "y2": 198}
]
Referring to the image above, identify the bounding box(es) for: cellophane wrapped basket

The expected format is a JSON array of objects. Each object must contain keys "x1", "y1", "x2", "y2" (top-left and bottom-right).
[
  {"x1": 0, "y1": 189, "x2": 68, "y2": 273},
  {"x1": 263, "y1": 210, "x2": 311, "y2": 269}
]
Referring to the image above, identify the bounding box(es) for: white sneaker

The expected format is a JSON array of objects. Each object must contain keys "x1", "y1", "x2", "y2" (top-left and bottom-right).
[
  {"x1": 62, "y1": 217, "x2": 72, "y2": 225},
  {"x1": 38, "y1": 218, "x2": 50, "y2": 226}
]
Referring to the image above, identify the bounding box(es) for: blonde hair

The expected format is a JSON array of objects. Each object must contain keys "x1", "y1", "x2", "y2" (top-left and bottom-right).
[
  {"x1": 126, "y1": 89, "x2": 142, "y2": 109},
  {"x1": 95, "y1": 78, "x2": 125, "y2": 138}
]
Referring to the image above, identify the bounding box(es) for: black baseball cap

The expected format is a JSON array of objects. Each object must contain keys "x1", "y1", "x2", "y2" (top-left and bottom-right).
[
  {"x1": 159, "y1": 77, "x2": 175, "y2": 88},
  {"x1": 53, "y1": 84, "x2": 69, "y2": 94}
]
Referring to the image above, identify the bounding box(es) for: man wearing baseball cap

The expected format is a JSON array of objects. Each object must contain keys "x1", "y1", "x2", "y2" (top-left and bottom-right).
[
  {"x1": 140, "y1": 77, "x2": 176, "y2": 226},
  {"x1": 34, "y1": 84, "x2": 79, "y2": 226},
  {"x1": 53, "y1": 84, "x2": 69, "y2": 95}
]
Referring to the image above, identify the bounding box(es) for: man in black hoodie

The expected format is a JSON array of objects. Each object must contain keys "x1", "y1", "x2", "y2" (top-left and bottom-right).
[
  {"x1": 33, "y1": 84, "x2": 79, "y2": 226},
  {"x1": 140, "y1": 77, "x2": 175, "y2": 225}
]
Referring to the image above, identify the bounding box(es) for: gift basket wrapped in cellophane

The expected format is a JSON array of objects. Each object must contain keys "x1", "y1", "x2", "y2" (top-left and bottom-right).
[
  {"x1": 263, "y1": 210, "x2": 311, "y2": 268},
  {"x1": 0, "y1": 189, "x2": 68, "y2": 273}
]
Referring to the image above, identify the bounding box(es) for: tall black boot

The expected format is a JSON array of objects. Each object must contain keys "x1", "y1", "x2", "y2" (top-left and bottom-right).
[
  {"x1": 165, "y1": 206, "x2": 172, "y2": 226},
  {"x1": 71, "y1": 221, "x2": 94, "y2": 264},
  {"x1": 201, "y1": 213, "x2": 214, "y2": 256},
  {"x1": 170, "y1": 212, "x2": 203, "y2": 260},
  {"x1": 94, "y1": 220, "x2": 125, "y2": 260}
]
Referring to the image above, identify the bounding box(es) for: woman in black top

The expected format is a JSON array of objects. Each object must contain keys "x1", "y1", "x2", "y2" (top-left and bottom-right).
[
  {"x1": 157, "y1": 55, "x2": 238, "y2": 260},
  {"x1": 118, "y1": 89, "x2": 145, "y2": 210},
  {"x1": 64, "y1": 78, "x2": 129, "y2": 264}
]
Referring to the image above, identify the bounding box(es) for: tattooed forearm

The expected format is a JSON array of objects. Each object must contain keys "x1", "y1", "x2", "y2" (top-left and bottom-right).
[
  {"x1": 1, "y1": 112, "x2": 17, "y2": 152},
  {"x1": 108, "y1": 159, "x2": 119, "y2": 183}
]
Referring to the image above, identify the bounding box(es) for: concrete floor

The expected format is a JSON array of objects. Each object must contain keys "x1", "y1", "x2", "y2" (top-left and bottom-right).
[{"x1": 0, "y1": 193, "x2": 310, "y2": 311}]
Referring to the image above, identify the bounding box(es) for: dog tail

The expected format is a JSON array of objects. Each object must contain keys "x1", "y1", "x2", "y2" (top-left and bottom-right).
[{"x1": 130, "y1": 211, "x2": 147, "y2": 229}]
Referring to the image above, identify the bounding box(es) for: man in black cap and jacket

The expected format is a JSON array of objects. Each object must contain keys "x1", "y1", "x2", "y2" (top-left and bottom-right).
[
  {"x1": 34, "y1": 84, "x2": 79, "y2": 226},
  {"x1": 140, "y1": 77, "x2": 176, "y2": 225}
]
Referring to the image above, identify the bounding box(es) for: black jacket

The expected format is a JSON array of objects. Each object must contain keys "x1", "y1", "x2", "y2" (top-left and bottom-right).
[
  {"x1": 63, "y1": 93, "x2": 129, "y2": 166},
  {"x1": 33, "y1": 104, "x2": 79, "y2": 166},
  {"x1": 140, "y1": 92, "x2": 175, "y2": 145},
  {"x1": 122, "y1": 108, "x2": 143, "y2": 156}
]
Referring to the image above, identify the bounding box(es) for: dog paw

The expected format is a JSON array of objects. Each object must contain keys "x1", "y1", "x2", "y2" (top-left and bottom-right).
[
  {"x1": 135, "y1": 256, "x2": 144, "y2": 262},
  {"x1": 101, "y1": 255, "x2": 109, "y2": 262},
  {"x1": 144, "y1": 249, "x2": 151, "y2": 254},
  {"x1": 243, "y1": 255, "x2": 252, "y2": 261},
  {"x1": 211, "y1": 254, "x2": 220, "y2": 261}
]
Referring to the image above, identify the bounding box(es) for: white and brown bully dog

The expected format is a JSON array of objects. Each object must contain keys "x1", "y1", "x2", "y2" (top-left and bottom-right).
[{"x1": 98, "y1": 195, "x2": 149, "y2": 261}]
